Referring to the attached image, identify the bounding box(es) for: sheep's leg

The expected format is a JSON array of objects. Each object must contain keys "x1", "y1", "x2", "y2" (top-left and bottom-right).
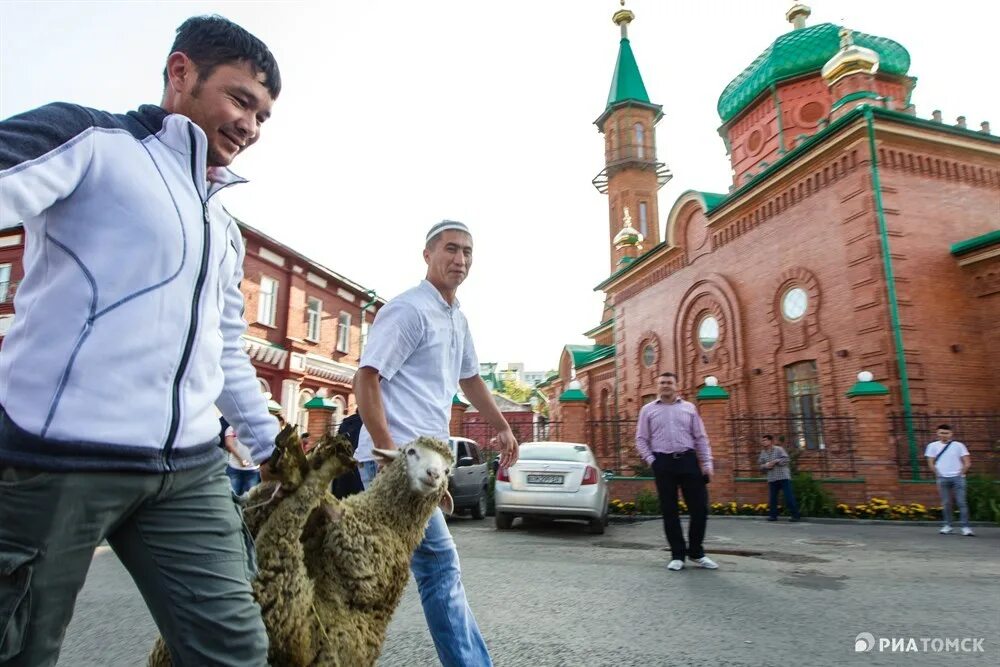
[{"x1": 253, "y1": 437, "x2": 354, "y2": 665}]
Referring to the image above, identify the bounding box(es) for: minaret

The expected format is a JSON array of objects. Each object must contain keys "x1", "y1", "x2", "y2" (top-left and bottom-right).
[
  {"x1": 822, "y1": 26, "x2": 881, "y2": 120},
  {"x1": 593, "y1": 1, "x2": 671, "y2": 273}
]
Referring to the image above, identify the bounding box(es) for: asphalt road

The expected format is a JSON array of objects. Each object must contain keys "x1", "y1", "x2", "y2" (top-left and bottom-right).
[{"x1": 58, "y1": 516, "x2": 999, "y2": 666}]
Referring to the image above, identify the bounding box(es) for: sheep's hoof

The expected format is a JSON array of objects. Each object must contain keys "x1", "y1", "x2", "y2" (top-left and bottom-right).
[{"x1": 266, "y1": 423, "x2": 311, "y2": 490}]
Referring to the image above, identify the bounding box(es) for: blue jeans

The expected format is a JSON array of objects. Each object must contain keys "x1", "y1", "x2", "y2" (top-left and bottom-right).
[
  {"x1": 768, "y1": 478, "x2": 800, "y2": 519},
  {"x1": 226, "y1": 466, "x2": 260, "y2": 496},
  {"x1": 937, "y1": 476, "x2": 970, "y2": 528},
  {"x1": 361, "y1": 465, "x2": 491, "y2": 666},
  {"x1": 358, "y1": 459, "x2": 379, "y2": 489}
]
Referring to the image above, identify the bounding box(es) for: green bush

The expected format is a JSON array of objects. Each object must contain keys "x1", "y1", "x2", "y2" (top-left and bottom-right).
[
  {"x1": 634, "y1": 488, "x2": 661, "y2": 515},
  {"x1": 485, "y1": 471, "x2": 496, "y2": 517},
  {"x1": 965, "y1": 475, "x2": 1000, "y2": 524},
  {"x1": 791, "y1": 472, "x2": 836, "y2": 517},
  {"x1": 631, "y1": 461, "x2": 654, "y2": 477}
]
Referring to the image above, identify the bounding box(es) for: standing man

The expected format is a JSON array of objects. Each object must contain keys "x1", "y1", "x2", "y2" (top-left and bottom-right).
[
  {"x1": 925, "y1": 424, "x2": 974, "y2": 536},
  {"x1": 353, "y1": 220, "x2": 519, "y2": 667},
  {"x1": 0, "y1": 16, "x2": 279, "y2": 666},
  {"x1": 758, "y1": 434, "x2": 801, "y2": 522},
  {"x1": 635, "y1": 372, "x2": 718, "y2": 571}
]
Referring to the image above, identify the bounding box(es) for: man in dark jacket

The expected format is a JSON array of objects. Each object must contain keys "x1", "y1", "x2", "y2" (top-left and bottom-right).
[{"x1": 331, "y1": 412, "x2": 365, "y2": 499}]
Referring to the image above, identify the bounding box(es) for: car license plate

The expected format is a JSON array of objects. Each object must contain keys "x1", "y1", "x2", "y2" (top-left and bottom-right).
[{"x1": 527, "y1": 474, "x2": 563, "y2": 485}]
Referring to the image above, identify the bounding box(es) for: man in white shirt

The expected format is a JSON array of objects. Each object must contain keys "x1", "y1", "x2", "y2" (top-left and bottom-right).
[
  {"x1": 353, "y1": 220, "x2": 518, "y2": 667},
  {"x1": 924, "y1": 424, "x2": 973, "y2": 536}
]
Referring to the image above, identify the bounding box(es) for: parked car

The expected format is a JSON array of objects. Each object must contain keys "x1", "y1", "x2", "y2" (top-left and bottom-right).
[
  {"x1": 447, "y1": 436, "x2": 489, "y2": 519},
  {"x1": 494, "y1": 441, "x2": 609, "y2": 534}
]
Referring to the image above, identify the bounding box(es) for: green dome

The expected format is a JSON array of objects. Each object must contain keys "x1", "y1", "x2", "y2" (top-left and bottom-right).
[{"x1": 717, "y1": 23, "x2": 910, "y2": 122}]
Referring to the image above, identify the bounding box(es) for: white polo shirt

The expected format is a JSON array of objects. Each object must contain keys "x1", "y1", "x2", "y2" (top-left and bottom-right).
[{"x1": 356, "y1": 280, "x2": 479, "y2": 462}]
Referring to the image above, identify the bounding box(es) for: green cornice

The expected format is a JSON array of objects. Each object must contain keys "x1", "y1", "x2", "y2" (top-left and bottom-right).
[
  {"x1": 846, "y1": 380, "x2": 890, "y2": 397},
  {"x1": 583, "y1": 319, "x2": 614, "y2": 338},
  {"x1": 717, "y1": 23, "x2": 910, "y2": 123},
  {"x1": 566, "y1": 344, "x2": 615, "y2": 369},
  {"x1": 951, "y1": 229, "x2": 1000, "y2": 256},
  {"x1": 559, "y1": 388, "x2": 588, "y2": 403},
  {"x1": 303, "y1": 396, "x2": 338, "y2": 410},
  {"x1": 696, "y1": 385, "x2": 731, "y2": 400}
]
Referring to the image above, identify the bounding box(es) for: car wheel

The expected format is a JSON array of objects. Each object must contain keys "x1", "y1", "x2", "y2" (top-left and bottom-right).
[
  {"x1": 495, "y1": 511, "x2": 514, "y2": 530},
  {"x1": 471, "y1": 489, "x2": 487, "y2": 520},
  {"x1": 587, "y1": 508, "x2": 608, "y2": 535}
]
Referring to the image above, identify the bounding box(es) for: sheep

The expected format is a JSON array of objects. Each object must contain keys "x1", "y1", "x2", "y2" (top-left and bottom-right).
[{"x1": 148, "y1": 426, "x2": 454, "y2": 667}]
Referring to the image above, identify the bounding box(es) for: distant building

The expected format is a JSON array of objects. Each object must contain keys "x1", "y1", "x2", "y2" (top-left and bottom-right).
[{"x1": 0, "y1": 217, "x2": 385, "y2": 435}]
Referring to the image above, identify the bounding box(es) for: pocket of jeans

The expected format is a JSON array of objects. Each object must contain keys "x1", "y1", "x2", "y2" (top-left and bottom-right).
[
  {"x1": 0, "y1": 541, "x2": 39, "y2": 661},
  {"x1": 0, "y1": 466, "x2": 57, "y2": 489}
]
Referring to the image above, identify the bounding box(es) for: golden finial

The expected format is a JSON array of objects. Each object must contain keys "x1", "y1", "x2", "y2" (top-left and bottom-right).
[
  {"x1": 613, "y1": 0, "x2": 635, "y2": 38},
  {"x1": 613, "y1": 206, "x2": 644, "y2": 250},
  {"x1": 786, "y1": 3, "x2": 811, "y2": 30},
  {"x1": 821, "y1": 26, "x2": 880, "y2": 86}
]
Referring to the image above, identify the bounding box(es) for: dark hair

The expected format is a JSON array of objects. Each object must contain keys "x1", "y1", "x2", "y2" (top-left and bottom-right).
[
  {"x1": 659, "y1": 372, "x2": 678, "y2": 380},
  {"x1": 164, "y1": 15, "x2": 281, "y2": 99},
  {"x1": 762, "y1": 434, "x2": 774, "y2": 442},
  {"x1": 937, "y1": 424, "x2": 951, "y2": 431}
]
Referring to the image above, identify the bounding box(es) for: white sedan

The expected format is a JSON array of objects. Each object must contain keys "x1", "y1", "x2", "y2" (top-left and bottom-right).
[{"x1": 494, "y1": 441, "x2": 610, "y2": 534}]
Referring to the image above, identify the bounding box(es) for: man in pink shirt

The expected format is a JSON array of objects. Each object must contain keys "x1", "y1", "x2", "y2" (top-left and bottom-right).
[{"x1": 636, "y1": 372, "x2": 718, "y2": 571}]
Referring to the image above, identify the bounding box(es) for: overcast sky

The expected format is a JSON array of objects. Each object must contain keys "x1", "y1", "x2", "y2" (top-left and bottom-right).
[{"x1": 2, "y1": 1, "x2": 996, "y2": 371}]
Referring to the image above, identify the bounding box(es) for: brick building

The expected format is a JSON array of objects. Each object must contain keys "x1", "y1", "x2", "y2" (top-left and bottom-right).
[
  {"x1": 0, "y1": 218, "x2": 384, "y2": 435},
  {"x1": 540, "y1": 5, "x2": 999, "y2": 501}
]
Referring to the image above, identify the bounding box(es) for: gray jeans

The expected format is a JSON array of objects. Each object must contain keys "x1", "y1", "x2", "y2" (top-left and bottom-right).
[
  {"x1": 937, "y1": 475, "x2": 970, "y2": 529},
  {"x1": 0, "y1": 454, "x2": 267, "y2": 667}
]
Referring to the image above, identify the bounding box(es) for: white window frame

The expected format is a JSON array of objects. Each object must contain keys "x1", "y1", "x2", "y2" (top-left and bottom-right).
[
  {"x1": 336, "y1": 312, "x2": 351, "y2": 353},
  {"x1": 0, "y1": 264, "x2": 11, "y2": 303},
  {"x1": 306, "y1": 297, "x2": 323, "y2": 342},
  {"x1": 258, "y1": 276, "x2": 279, "y2": 326},
  {"x1": 634, "y1": 123, "x2": 645, "y2": 159}
]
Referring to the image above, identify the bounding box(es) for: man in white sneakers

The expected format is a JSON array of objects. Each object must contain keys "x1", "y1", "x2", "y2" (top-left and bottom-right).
[{"x1": 924, "y1": 424, "x2": 973, "y2": 536}]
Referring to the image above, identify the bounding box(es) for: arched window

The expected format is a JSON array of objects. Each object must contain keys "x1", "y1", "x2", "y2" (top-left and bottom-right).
[
  {"x1": 257, "y1": 378, "x2": 270, "y2": 396},
  {"x1": 634, "y1": 123, "x2": 645, "y2": 159},
  {"x1": 332, "y1": 395, "x2": 347, "y2": 431},
  {"x1": 785, "y1": 361, "x2": 825, "y2": 450}
]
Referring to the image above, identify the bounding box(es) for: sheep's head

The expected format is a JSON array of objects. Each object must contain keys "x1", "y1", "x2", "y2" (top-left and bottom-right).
[{"x1": 373, "y1": 437, "x2": 454, "y2": 515}]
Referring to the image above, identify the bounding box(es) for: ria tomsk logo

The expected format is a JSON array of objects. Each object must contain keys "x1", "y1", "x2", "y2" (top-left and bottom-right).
[{"x1": 855, "y1": 632, "x2": 876, "y2": 652}]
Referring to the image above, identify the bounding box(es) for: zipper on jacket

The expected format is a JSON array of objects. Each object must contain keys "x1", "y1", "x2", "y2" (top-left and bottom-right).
[{"x1": 162, "y1": 125, "x2": 212, "y2": 468}]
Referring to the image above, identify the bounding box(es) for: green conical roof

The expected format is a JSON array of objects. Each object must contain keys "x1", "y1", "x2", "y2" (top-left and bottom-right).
[
  {"x1": 606, "y1": 38, "x2": 650, "y2": 107},
  {"x1": 717, "y1": 23, "x2": 910, "y2": 122}
]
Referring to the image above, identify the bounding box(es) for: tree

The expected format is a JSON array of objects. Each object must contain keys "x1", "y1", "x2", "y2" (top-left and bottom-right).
[{"x1": 499, "y1": 372, "x2": 534, "y2": 403}]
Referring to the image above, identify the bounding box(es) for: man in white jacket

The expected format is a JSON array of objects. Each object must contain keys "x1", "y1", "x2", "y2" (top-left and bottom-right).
[{"x1": 0, "y1": 16, "x2": 280, "y2": 666}]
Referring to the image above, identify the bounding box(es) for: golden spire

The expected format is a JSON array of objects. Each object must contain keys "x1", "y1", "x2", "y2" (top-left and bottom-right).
[
  {"x1": 613, "y1": 0, "x2": 635, "y2": 39},
  {"x1": 785, "y1": 3, "x2": 812, "y2": 30},
  {"x1": 821, "y1": 26, "x2": 880, "y2": 86}
]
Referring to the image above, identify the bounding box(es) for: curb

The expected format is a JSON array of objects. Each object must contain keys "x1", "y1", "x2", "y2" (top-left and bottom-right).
[{"x1": 609, "y1": 515, "x2": 997, "y2": 528}]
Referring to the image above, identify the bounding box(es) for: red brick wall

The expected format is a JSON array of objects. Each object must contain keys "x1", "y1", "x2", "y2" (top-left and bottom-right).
[{"x1": 608, "y1": 123, "x2": 1000, "y2": 419}]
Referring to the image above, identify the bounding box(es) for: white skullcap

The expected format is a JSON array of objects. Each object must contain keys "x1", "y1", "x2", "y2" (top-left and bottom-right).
[{"x1": 426, "y1": 220, "x2": 472, "y2": 243}]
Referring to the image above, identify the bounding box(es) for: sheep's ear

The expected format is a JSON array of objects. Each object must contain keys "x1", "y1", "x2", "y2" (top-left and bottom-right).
[
  {"x1": 439, "y1": 488, "x2": 454, "y2": 516},
  {"x1": 372, "y1": 448, "x2": 400, "y2": 465}
]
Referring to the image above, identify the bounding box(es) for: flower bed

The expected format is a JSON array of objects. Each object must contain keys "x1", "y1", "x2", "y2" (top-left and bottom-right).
[{"x1": 608, "y1": 495, "x2": 944, "y2": 520}]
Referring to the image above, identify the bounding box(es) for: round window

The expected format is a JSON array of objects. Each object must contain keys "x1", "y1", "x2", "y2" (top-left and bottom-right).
[
  {"x1": 782, "y1": 287, "x2": 809, "y2": 321},
  {"x1": 798, "y1": 101, "x2": 825, "y2": 125},
  {"x1": 697, "y1": 316, "x2": 719, "y2": 350},
  {"x1": 746, "y1": 129, "x2": 763, "y2": 154},
  {"x1": 642, "y1": 344, "x2": 656, "y2": 368}
]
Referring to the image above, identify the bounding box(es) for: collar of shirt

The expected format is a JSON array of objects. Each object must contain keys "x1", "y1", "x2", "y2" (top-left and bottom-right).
[
  {"x1": 419, "y1": 279, "x2": 461, "y2": 311},
  {"x1": 654, "y1": 396, "x2": 684, "y2": 405}
]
